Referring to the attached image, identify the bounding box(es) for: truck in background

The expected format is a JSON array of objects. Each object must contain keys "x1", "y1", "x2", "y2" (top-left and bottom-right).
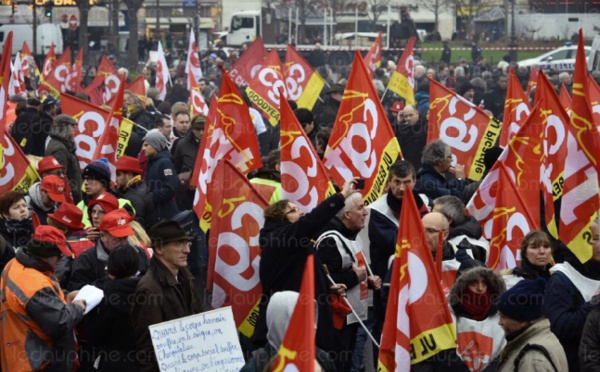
[{"x1": 0, "y1": 24, "x2": 63, "y2": 55}]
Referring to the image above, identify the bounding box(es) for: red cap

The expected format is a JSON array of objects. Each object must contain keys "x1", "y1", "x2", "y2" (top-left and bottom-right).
[
  {"x1": 48, "y1": 203, "x2": 85, "y2": 230},
  {"x1": 99, "y1": 208, "x2": 134, "y2": 237},
  {"x1": 37, "y1": 156, "x2": 64, "y2": 174},
  {"x1": 31, "y1": 225, "x2": 71, "y2": 257},
  {"x1": 88, "y1": 192, "x2": 119, "y2": 215},
  {"x1": 41, "y1": 175, "x2": 67, "y2": 203},
  {"x1": 116, "y1": 156, "x2": 143, "y2": 174},
  {"x1": 390, "y1": 101, "x2": 404, "y2": 112}
]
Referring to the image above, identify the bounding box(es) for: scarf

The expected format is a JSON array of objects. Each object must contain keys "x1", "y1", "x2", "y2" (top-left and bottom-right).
[
  {"x1": 125, "y1": 175, "x2": 142, "y2": 190},
  {"x1": 461, "y1": 288, "x2": 492, "y2": 321},
  {"x1": 28, "y1": 183, "x2": 54, "y2": 212}
]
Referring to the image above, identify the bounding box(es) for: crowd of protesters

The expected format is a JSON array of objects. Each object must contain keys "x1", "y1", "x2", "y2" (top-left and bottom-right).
[{"x1": 1, "y1": 37, "x2": 600, "y2": 372}]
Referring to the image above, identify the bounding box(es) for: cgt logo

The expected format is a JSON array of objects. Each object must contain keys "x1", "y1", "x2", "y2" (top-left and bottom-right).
[
  {"x1": 281, "y1": 134, "x2": 321, "y2": 212},
  {"x1": 285, "y1": 63, "x2": 305, "y2": 101}
]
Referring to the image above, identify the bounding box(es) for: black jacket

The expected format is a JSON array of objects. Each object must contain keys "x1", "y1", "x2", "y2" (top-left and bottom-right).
[
  {"x1": 254, "y1": 193, "x2": 346, "y2": 352},
  {"x1": 395, "y1": 115, "x2": 428, "y2": 170},
  {"x1": 145, "y1": 149, "x2": 182, "y2": 220},
  {"x1": 0, "y1": 217, "x2": 34, "y2": 257},
  {"x1": 580, "y1": 295, "x2": 600, "y2": 372},
  {"x1": 172, "y1": 130, "x2": 200, "y2": 174},
  {"x1": 316, "y1": 217, "x2": 360, "y2": 290},
  {"x1": 483, "y1": 88, "x2": 507, "y2": 120},
  {"x1": 46, "y1": 135, "x2": 83, "y2": 204},
  {"x1": 414, "y1": 165, "x2": 466, "y2": 201},
  {"x1": 115, "y1": 179, "x2": 155, "y2": 230},
  {"x1": 447, "y1": 215, "x2": 488, "y2": 263},
  {"x1": 126, "y1": 109, "x2": 156, "y2": 157},
  {"x1": 28, "y1": 112, "x2": 53, "y2": 156},
  {"x1": 11, "y1": 107, "x2": 39, "y2": 152},
  {"x1": 318, "y1": 96, "x2": 341, "y2": 128}
]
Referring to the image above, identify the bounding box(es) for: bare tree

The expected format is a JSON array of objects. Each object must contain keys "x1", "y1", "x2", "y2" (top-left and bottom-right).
[
  {"x1": 422, "y1": 0, "x2": 452, "y2": 33},
  {"x1": 366, "y1": 0, "x2": 392, "y2": 32},
  {"x1": 124, "y1": 0, "x2": 145, "y2": 68},
  {"x1": 451, "y1": 0, "x2": 495, "y2": 39}
]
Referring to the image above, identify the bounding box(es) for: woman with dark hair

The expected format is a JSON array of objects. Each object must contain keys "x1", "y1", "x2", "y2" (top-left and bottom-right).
[
  {"x1": 0, "y1": 191, "x2": 35, "y2": 272},
  {"x1": 502, "y1": 230, "x2": 553, "y2": 289},
  {"x1": 88, "y1": 244, "x2": 141, "y2": 372}
]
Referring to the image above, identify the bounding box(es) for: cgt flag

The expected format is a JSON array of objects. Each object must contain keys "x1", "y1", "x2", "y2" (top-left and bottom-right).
[
  {"x1": 378, "y1": 185, "x2": 456, "y2": 371},
  {"x1": 229, "y1": 37, "x2": 267, "y2": 88},
  {"x1": 8, "y1": 53, "x2": 27, "y2": 97},
  {"x1": 387, "y1": 37, "x2": 416, "y2": 105},
  {"x1": 156, "y1": 41, "x2": 169, "y2": 100},
  {"x1": 207, "y1": 159, "x2": 268, "y2": 338},
  {"x1": 186, "y1": 27, "x2": 203, "y2": 89},
  {"x1": 20, "y1": 41, "x2": 40, "y2": 79},
  {"x1": 70, "y1": 47, "x2": 84, "y2": 93},
  {"x1": 272, "y1": 255, "x2": 315, "y2": 372},
  {"x1": 363, "y1": 32, "x2": 382, "y2": 78},
  {"x1": 284, "y1": 44, "x2": 325, "y2": 110},
  {"x1": 83, "y1": 56, "x2": 119, "y2": 105},
  {"x1": 189, "y1": 65, "x2": 209, "y2": 116},
  {"x1": 500, "y1": 67, "x2": 531, "y2": 147},
  {"x1": 526, "y1": 66, "x2": 538, "y2": 98},
  {"x1": 41, "y1": 43, "x2": 57, "y2": 83},
  {"x1": 45, "y1": 47, "x2": 72, "y2": 94},
  {"x1": 246, "y1": 49, "x2": 288, "y2": 127},
  {"x1": 279, "y1": 92, "x2": 335, "y2": 213},
  {"x1": 428, "y1": 78, "x2": 503, "y2": 182},
  {"x1": 323, "y1": 51, "x2": 400, "y2": 205},
  {"x1": 559, "y1": 84, "x2": 572, "y2": 114}
]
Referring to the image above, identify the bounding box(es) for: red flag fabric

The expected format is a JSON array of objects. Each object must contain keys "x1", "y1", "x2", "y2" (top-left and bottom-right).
[
  {"x1": 105, "y1": 75, "x2": 146, "y2": 109},
  {"x1": 588, "y1": 75, "x2": 600, "y2": 127},
  {"x1": 45, "y1": 47, "x2": 72, "y2": 94},
  {"x1": 279, "y1": 93, "x2": 334, "y2": 213},
  {"x1": 20, "y1": 41, "x2": 39, "y2": 79},
  {"x1": 272, "y1": 255, "x2": 315, "y2": 371},
  {"x1": 323, "y1": 51, "x2": 400, "y2": 205},
  {"x1": 428, "y1": 78, "x2": 503, "y2": 182},
  {"x1": 207, "y1": 159, "x2": 268, "y2": 337},
  {"x1": 192, "y1": 69, "x2": 263, "y2": 231},
  {"x1": 70, "y1": 47, "x2": 84, "y2": 93},
  {"x1": 363, "y1": 32, "x2": 382, "y2": 78},
  {"x1": 83, "y1": 56, "x2": 119, "y2": 105},
  {"x1": 229, "y1": 37, "x2": 267, "y2": 87},
  {"x1": 387, "y1": 37, "x2": 416, "y2": 105},
  {"x1": 559, "y1": 84, "x2": 572, "y2": 113},
  {"x1": 500, "y1": 68, "x2": 531, "y2": 147},
  {"x1": 186, "y1": 28, "x2": 202, "y2": 89},
  {"x1": 378, "y1": 186, "x2": 456, "y2": 371},
  {"x1": 41, "y1": 43, "x2": 56, "y2": 83},
  {"x1": 526, "y1": 67, "x2": 538, "y2": 98},
  {"x1": 156, "y1": 41, "x2": 169, "y2": 100},
  {"x1": 189, "y1": 66, "x2": 209, "y2": 116},
  {"x1": 284, "y1": 44, "x2": 325, "y2": 110},
  {"x1": 9, "y1": 53, "x2": 27, "y2": 97},
  {"x1": 246, "y1": 49, "x2": 288, "y2": 127}
]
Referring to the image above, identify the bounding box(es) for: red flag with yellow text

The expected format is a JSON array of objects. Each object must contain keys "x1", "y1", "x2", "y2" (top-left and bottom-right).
[
  {"x1": 272, "y1": 255, "x2": 315, "y2": 372},
  {"x1": 189, "y1": 66, "x2": 209, "y2": 116},
  {"x1": 45, "y1": 47, "x2": 72, "y2": 94},
  {"x1": 246, "y1": 49, "x2": 287, "y2": 126},
  {"x1": 20, "y1": 41, "x2": 39, "y2": 79},
  {"x1": 207, "y1": 159, "x2": 268, "y2": 338},
  {"x1": 229, "y1": 37, "x2": 267, "y2": 88},
  {"x1": 527, "y1": 67, "x2": 538, "y2": 98},
  {"x1": 387, "y1": 37, "x2": 416, "y2": 105},
  {"x1": 105, "y1": 75, "x2": 146, "y2": 109},
  {"x1": 323, "y1": 51, "x2": 400, "y2": 205},
  {"x1": 83, "y1": 56, "x2": 120, "y2": 105},
  {"x1": 41, "y1": 43, "x2": 56, "y2": 83},
  {"x1": 363, "y1": 32, "x2": 382, "y2": 78},
  {"x1": 559, "y1": 84, "x2": 572, "y2": 114},
  {"x1": 284, "y1": 44, "x2": 325, "y2": 110},
  {"x1": 70, "y1": 47, "x2": 84, "y2": 93},
  {"x1": 500, "y1": 68, "x2": 531, "y2": 147},
  {"x1": 378, "y1": 186, "x2": 456, "y2": 371}
]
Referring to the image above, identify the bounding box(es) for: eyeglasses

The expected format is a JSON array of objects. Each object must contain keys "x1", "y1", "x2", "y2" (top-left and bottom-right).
[{"x1": 286, "y1": 207, "x2": 300, "y2": 215}]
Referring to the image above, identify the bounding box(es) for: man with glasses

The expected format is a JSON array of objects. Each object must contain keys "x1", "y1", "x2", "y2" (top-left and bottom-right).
[{"x1": 132, "y1": 219, "x2": 201, "y2": 371}]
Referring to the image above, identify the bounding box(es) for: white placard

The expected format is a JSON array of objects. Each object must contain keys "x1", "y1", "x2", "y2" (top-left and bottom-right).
[
  {"x1": 149, "y1": 306, "x2": 245, "y2": 372},
  {"x1": 73, "y1": 285, "x2": 104, "y2": 315}
]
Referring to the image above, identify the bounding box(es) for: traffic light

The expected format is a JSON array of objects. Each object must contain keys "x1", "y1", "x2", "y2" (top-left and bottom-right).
[{"x1": 44, "y1": 0, "x2": 54, "y2": 18}]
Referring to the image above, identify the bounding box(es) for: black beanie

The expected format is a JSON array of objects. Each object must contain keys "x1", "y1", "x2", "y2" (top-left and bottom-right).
[{"x1": 497, "y1": 278, "x2": 546, "y2": 322}]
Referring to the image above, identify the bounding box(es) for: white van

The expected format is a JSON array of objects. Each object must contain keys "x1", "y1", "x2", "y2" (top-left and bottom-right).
[
  {"x1": 589, "y1": 35, "x2": 600, "y2": 73},
  {"x1": 0, "y1": 24, "x2": 63, "y2": 55}
]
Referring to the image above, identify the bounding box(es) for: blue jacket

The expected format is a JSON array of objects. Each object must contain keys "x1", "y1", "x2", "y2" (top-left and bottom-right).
[
  {"x1": 145, "y1": 149, "x2": 182, "y2": 220},
  {"x1": 414, "y1": 165, "x2": 465, "y2": 201}
]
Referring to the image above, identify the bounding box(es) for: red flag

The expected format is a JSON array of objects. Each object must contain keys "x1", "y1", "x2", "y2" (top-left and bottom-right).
[
  {"x1": 363, "y1": 32, "x2": 382, "y2": 78},
  {"x1": 20, "y1": 41, "x2": 39, "y2": 79},
  {"x1": 279, "y1": 93, "x2": 334, "y2": 213},
  {"x1": 559, "y1": 84, "x2": 572, "y2": 113},
  {"x1": 229, "y1": 37, "x2": 267, "y2": 87},
  {"x1": 246, "y1": 49, "x2": 287, "y2": 127},
  {"x1": 284, "y1": 44, "x2": 325, "y2": 110},
  {"x1": 105, "y1": 75, "x2": 146, "y2": 109},
  {"x1": 588, "y1": 75, "x2": 600, "y2": 127},
  {"x1": 526, "y1": 66, "x2": 538, "y2": 98},
  {"x1": 189, "y1": 66, "x2": 209, "y2": 116},
  {"x1": 387, "y1": 37, "x2": 416, "y2": 105},
  {"x1": 428, "y1": 78, "x2": 503, "y2": 181},
  {"x1": 70, "y1": 47, "x2": 84, "y2": 93},
  {"x1": 186, "y1": 28, "x2": 202, "y2": 89},
  {"x1": 45, "y1": 47, "x2": 72, "y2": 94},
  {"x1": 323, "y1": 51, "x2": 400, "y2": 205},
  {"x1": 272, "y1": 255, "x2": 315, "y2": 371},
  {"x1": 192, "y1": 69, "x2": 263, "y2": 231},
  {"x1": 378, "y1": 186, "x2": 456, "y2": 371},
  {"x1": 83, "y1": 56, "x2": 119, "y2": 105},
  {"x1": 156, "y1": 41, "x2": 169, "y2": 100},
  {"x1": 500, "y1": 67, "x2": 531, "y2": 147},
  {"x1": 207, "y1": 159, "x2": 268, "y2": 337},
  {"x1": 9, "y1": 53, "x2": 27, "y2": 97},
  {"x1": 41, "y1": 43, "x2": 56, "y2": 83}
]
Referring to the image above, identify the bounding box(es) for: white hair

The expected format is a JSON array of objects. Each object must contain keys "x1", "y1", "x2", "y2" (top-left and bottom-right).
[{"x1": 336, "y1": 192, "x2": 363, "y2": 220}]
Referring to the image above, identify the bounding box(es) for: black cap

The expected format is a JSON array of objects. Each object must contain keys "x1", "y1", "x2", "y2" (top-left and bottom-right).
[{"x1": 149, "y1": 220, "x2": 193, "y2": 246}]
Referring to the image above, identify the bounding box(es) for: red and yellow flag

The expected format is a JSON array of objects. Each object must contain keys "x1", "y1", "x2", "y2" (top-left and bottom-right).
[
  {"x1": 526, "y1": 66, "x2": 538, "y2": 98},
  {"x1": 41, "y1": 43, "x2": 56, "y2": 83},
  {"x1": 588, "y1": 75, "x2": 600, "y2": 127},
  {"x1": 387, "y1": 37, "x2": 416, "y2": 105},
  {"x1": 45, "y1": 47, "x2": 72, "y2": 94},
  {"x1": 70, "y1": 47, "x2": 84, "y2": 93},
  {"x1": 280, "y1": 92, "x2": 334, "y2": 213},
  {"x1": 83, "y1": 56, "x2": 119, "y2": 105},
  {"x1": 559, "y1": 84, "x2": 572, "y2": 114},
  {"x1": 284, "y1": 44, "x2": 325, "y2": 110},
  {"x1": 207, "y1": 159, "x2": 268, "y2": 338},
  {"x1": 272, "y1": 255, "x2": 315, "y2": 372},
  {"x1": 500, "y1": 68, "x2": 531, "y2": 147},
  {"x1": 229, "y1": 37, "x2": 267, "y2": 87},
  {"x1": 323, "y1": 51, "x2": 400, "y2": 205},
  {"x1": 20, "y1": 41, "x2": 39, "y2": 79},
  {"x1": 378, "y1": 186, "x2": 456, "y2": 371},
  {"x1": 246, "y1": 49, "x2": 287, "y2": 126},
  {"x1": 105, "y1": 75, "x2": 146, "y2": 109},
  {"x1": 428, "y1": 78, "x2": 503, "y2": 181},
  {"x1": 189, "y1": 65, "x2": 209, "y2": 116},
  {"x1": 363, "y1": 32, "x2": 382, "y2": 78},
  {"x1": 9, "y1": 53, "x2": 27, "y2": 97}
]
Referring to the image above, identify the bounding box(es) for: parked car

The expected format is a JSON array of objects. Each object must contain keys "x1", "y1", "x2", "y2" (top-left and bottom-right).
[{"x1": 518, "y1": 44, "x2": 591, "y2": 71}]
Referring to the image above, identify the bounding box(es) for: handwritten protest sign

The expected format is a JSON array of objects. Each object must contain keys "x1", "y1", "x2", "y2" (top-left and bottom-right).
[{"x1": 149, "y1": 306, "x2": 245, "y2": 372}]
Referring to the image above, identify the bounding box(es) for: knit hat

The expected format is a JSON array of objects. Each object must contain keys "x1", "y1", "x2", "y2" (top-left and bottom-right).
[
  {"x1": 497, "y1": 278, "x2": 546, "y2": 322},
  {"x1": 116, "y1": 156, "x2": 143, "y2": 174},
  {"x1": 458, "y1": 81, "x2": 475, "y2": 96},
  {"x1": 143, "y1": 129, "x2": 167, "y2": 152},
  {"x1": 26, "y1": 225, "x2": 71, "y2": 258},
  {"x1": 82, "y1": 158, "x2": 111, "y2": 187}
]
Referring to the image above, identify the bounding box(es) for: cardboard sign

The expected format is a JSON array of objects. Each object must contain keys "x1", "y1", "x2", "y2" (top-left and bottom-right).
[{"x1": 149, "y1": 307, "x2": 245, "y2": 372}]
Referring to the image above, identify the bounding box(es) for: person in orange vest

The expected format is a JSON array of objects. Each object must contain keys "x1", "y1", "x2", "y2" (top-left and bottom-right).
[
  {"x1": 250, "y1": 149, "x2": 282, "y2": 204},
  {"x1": 0, "y1": 225, "x2": 86, "y2": 371}
]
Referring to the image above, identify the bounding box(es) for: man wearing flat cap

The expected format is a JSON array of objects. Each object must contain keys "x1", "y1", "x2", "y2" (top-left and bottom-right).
[{"x1": 132, "y1": 219, "x2": 201, "y2": 372}]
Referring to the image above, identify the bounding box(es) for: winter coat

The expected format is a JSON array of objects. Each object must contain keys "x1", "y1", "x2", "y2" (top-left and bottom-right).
[
  {"x1": 318, "y1": 96, "x2": 341, "y2": 128},
  {"x1": 0, "y1": 217, "x2": 34, "y2": 257},
  {"x1": 115, "y1": 179, "x2": 155, "y2": 230},
  {"x1": 11, "y1": 107, "x2": 39, "y2": 152},
  {"x1": 28, "y1": 112, "x2": 53, "y2": 156},
  {"x1": 131, "y1": 258, "x2": 201, "y2": 372},
  {"x1": 394, "y1": 115, "x2": 428, "y2": 171},
  {"x1": 89, "y1": 277, "x2": 140, "y2": 372},
  {"x1": 0, "y1": 234, "x2": 12, "y2": 275},
  {"x1": 414, "y1": 165, "x2": 466, "y2": 201},
  {"x1": 45, "y1": 134, "x2": 83, "y2": 204},
  {"x1": 580, "y1": 294, "x2": 600, "y2": 372},
  {"x1": 145, "y1": 149, "x2": 182, "y2": 220},
  {"x1": 125, "y1": 109, "x2": 156, "y2": 157},
  {"x1": 254, "y1": 192, "x2": 346, "y2": 352},
  {"x1": 447, "y1": 215, "x2": 490, "y2": 264},
  {"x1": 483, "y1": 88, "x2": 507, "y2": 120},
  {"x1": 497, "y1": 319, "x2": 568, "y2": 372},
  {"x1": 172, "y1": 130, "x2": 200, "y2": 175}
]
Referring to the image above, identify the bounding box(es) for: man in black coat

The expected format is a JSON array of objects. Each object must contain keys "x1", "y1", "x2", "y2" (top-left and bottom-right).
[
  {"x1": 317, "y1": 83, "x2": 344, "y2": 128},
  {"x1": 28, "y1": 95, "x2": 59, "y2": 156},
  {"x1": 484, "y1": 74, "x2": 508, "y2": 120},
  {"x1": 395, "y1": 104, "x2": 428, "y2": 171},
  {"x1": 115, "y1": 155, "x2": 155, "y2": 229},
  {"x1": 172, "y1": 115, "x2": 204, "y2": 210},
  {"x1": 414, "y1": 140, "x2": 466, "y2": 201},
  {"x1": 11, "y1": 97, "x2": 40, "y2": 152}
]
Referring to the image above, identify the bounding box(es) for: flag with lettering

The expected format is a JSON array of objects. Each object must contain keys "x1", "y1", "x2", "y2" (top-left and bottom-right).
[
  {"x1": 559, "y1": 84, "x2": 572, "y2": 114},
  {"x1": 428, "y1": 78, "x2": 503, "y2": 182},
  {"x1": 8, "y1": 53, "x2": 27, "y2": 97},
  {"x1": 387, "y1": 37, "x2": 416, "y2": 105},
  {"x1": 186, "y1": 28, "x2": 202, "y2": 90},
  {"x1": 272, "y1": 255, "x2": 315, "y2": 372},
  {"x1": 378, "y1": 186, "x2": 456, "y2": 371},
  {"x1": 284, "y1": 44, "x2": 325, "y2": 110},
  {"x1": 207, "y1": 159, "x2": 268, "y2": 337},
  {"x1": 70, "y1": 47, "x2": 84, "y2": 93},
  {"x1": 105, "y1": 75, "x2": 147, "y2": 109},
  {"x1": 246, "y1": 49, "x2": 287, "y2": 127},
  {"x1": 189, "y1": 66, "x2": 209, "y2": 116},
  {"x1": 83, "y1": 56, "x2": 119, "y2": 105},
  {"x1": 526, "y1": 67, "x2": 538, "y2": 98},
  {"x1": 20, "y1": 41, "x2": 39, "y2": 79},
  {"x1": 500, "y1": 68, "x2": 531, "y2": 147},
  {"x1": 588, "y1": 75, "x2": 600, "y2": 127},
  {"x1": 191, "y1": 68, "x2": 263, "y2": 232},
  {"x1": 41, "y1": 43, "x2": 56, "y2": 83},
  {"x1": 323, "y1": 51, "x2": 400, "y2": 205},
  {"x1": 156, "y1": 41, "x2": 169, "y2": 100},
  {"x1": 363, "y1": 32, "x2": 382, "y2": 78},
  {"x1": 229, "y1": 37, "x2": 267, "y2": 87},
  {"x1": 45, "y1": 47, "x2": 72, "y2": 94},
  {"x1": 280, "y1": 93, "x2": 334, "y2": 213}
]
